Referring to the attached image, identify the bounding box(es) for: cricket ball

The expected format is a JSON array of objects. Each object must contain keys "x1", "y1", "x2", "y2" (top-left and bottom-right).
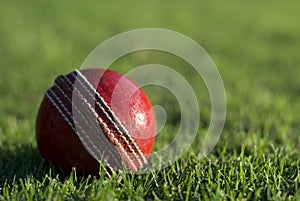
[{"x1": 36, "y1": 68, "x2": 156, "y2": 175}]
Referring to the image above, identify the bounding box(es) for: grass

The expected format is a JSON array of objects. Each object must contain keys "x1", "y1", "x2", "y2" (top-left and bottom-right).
[{"x1": 1, "y1": 0, "x2": 300, "y2": 200}]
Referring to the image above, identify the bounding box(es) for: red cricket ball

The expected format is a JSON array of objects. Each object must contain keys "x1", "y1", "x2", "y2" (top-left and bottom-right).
[{"x1": 36, "y1": 69, "x2": 156, "y2": 175}]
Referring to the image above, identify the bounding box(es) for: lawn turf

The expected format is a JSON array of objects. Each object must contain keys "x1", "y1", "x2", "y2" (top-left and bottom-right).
[{"x1": 1, "y1": 1, "x2": 300, "y2": 200}]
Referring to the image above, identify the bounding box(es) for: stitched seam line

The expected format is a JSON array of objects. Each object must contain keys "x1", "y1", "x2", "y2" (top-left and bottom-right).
[{"x1": 74, "y1": 70, "x2": 147, "y2": 165}]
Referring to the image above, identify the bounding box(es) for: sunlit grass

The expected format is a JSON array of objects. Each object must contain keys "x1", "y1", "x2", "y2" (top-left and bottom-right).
[{"x1": 1, "y1": 1, "x2": 300, "y2": 200}]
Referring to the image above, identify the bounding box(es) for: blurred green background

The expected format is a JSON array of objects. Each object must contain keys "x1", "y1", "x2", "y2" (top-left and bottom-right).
[
  {"x1": 0, "y1": 1, "x2": 300, "y2": 199},
  {"x1": 1, "y1": 0, "x2": 299, "y2": 145}
]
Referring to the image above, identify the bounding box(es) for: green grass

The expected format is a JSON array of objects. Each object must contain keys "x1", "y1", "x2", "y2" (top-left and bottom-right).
[{"x1": 1, "y1": 1, "x2": 300, "y2": 200}]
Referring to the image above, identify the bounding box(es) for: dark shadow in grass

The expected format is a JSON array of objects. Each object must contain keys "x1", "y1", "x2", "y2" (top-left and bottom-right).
[{"x1": 0, "y1": 142, "x2": 67, "y2": 188}]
